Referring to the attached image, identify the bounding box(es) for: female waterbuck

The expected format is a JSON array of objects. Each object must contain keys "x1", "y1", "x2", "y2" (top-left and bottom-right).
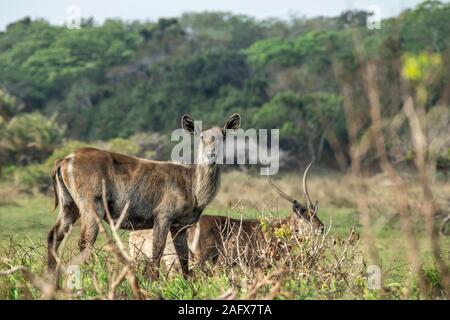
[{"x1": 47, "y1": 113, "x2": 241, "y2": 278}]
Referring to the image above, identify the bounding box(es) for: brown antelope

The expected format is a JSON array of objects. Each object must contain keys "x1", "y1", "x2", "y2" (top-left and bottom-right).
[
  {"x1": 130, "y1": 162, "x2": 324, "y2": 267},
  {"x1": 48, "y1": 113, "x2": 241, "y2": 278}
]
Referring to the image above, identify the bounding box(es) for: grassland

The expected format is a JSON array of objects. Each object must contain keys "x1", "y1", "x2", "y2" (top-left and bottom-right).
[{"x1": 0, "y1": 168, "x2": 449, "y2": 299}]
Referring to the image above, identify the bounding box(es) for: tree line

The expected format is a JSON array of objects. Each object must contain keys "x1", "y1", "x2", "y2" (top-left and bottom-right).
[{"x1": 0, "y1": 1, "x2": 449, "y2": 180}]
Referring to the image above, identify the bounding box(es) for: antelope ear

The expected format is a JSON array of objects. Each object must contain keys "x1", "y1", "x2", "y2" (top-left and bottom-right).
[
  {"x1": 181, "y1": 114, "x2": 195, "y2": 135},
  {"x1": 224, "y1": 113, "x2": 241, "y2": 133},
  {"x1": 313, "y1": 201, "x2": 319, "y2": 213}
]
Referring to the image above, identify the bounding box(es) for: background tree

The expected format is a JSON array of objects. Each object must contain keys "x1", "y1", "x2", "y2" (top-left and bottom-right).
[{"x1": 1, "y1": 113, "x2": 64, "y2": 164}]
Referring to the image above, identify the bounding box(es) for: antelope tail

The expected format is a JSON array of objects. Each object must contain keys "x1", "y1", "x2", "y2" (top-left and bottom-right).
[{"x1": 51, "y1": 158, "x2": 64, "y2": 212}]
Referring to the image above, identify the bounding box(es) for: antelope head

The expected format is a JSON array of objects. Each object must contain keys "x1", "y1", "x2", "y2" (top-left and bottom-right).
[
  {"x1": 268, "y1": 161, "x2": 325, "y2": 235},
  {"x1": 182, "y1": 113, "x2": 241, "y2": 166}
]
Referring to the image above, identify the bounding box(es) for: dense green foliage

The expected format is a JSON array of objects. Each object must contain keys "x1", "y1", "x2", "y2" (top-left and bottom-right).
[{"x1": 0, "y1": 1, "x2": 449, "y2": 175}]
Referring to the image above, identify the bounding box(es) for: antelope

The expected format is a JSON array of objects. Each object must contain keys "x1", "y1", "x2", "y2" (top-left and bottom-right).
[
  {"x1": 47, "y1": 113, "x2": 241, "y2": 278},
  {"x1": 129, "y1": 162, "x2": 324, "y2": 267}
]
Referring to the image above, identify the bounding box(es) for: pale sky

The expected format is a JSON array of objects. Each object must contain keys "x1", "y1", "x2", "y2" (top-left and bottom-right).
[{"x1": 0, "y1": 0, "x2": 438, "y2": 31}]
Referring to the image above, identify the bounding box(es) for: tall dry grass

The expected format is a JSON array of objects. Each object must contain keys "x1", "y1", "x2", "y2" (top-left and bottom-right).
[{"x1": 328, "y1": 27, "x2": 450, "y2": 297}]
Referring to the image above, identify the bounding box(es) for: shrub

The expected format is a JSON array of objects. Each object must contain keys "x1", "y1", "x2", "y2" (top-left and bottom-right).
[{"x1": 1, "y1": 113, "x2": 64, "y2": 165}]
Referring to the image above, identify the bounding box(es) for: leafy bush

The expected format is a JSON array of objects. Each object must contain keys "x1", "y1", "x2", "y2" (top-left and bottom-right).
[
  {"x1": 0, "y1": 113, "x2": 64, "y2": 164},
  {"x1": 11, "y1": 164, "x2": 50, "y2": 193}
]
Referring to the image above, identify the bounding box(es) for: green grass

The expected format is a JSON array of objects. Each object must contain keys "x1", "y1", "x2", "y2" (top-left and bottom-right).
[
  {"x1": 0, "y1": 191, "x2": 448, "y2": 300},
  {"x1": 0, "y1": 194, "x2": 54, "y2": 243}
]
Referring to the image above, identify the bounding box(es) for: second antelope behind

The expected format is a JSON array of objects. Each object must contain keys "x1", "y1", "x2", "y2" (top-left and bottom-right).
[{"x1": 130, "y1": 162, "x2": 324, "y2": 269}]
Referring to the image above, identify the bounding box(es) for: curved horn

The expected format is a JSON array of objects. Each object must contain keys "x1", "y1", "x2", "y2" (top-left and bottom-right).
[
  {"x1": 302, "y1": 160, "x2": 314, "y2": 208},
  {"x1": 267, "y1": 177, "x2": 295, "y2": 204}
]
